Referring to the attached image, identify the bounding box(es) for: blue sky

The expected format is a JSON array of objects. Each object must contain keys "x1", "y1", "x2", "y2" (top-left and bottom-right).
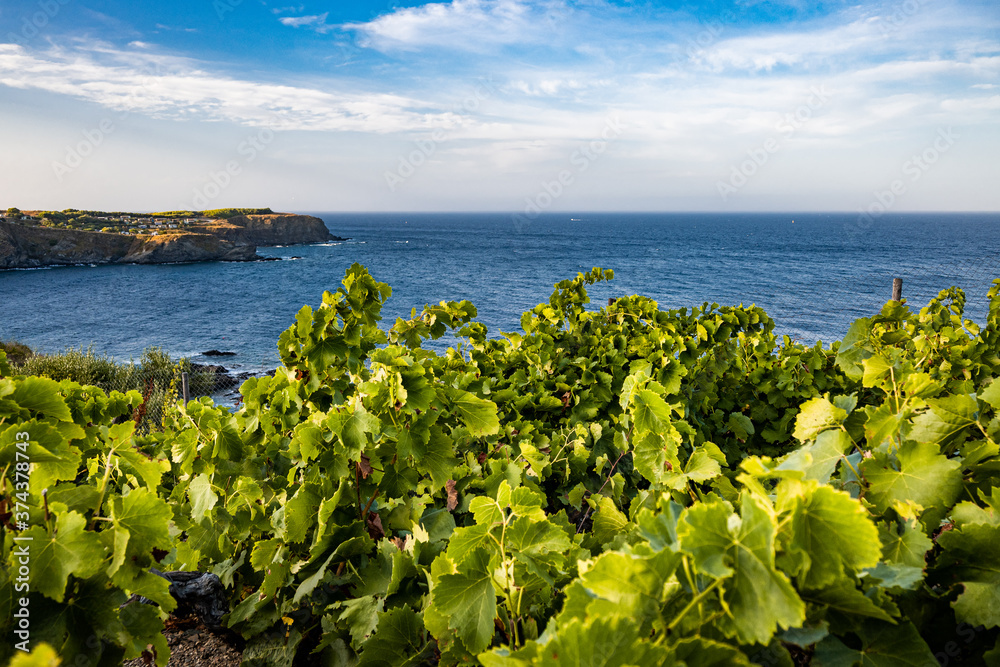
[{"x1": 0, "y1": 0, "x2": 997, "y2": 212}]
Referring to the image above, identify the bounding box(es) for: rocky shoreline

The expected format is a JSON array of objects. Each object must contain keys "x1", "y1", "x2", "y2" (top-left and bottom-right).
[
  {"x1": 189, "y1": 362, "x2": 275, "y2": 403},
  {"x1": 0, "y1": 213, "x2": 342, "y2": 270}
]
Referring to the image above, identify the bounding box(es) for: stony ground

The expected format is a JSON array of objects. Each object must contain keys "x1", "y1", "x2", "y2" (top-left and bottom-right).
[{"x1": 123, "y1": 616, "x2": 243, "y2": 667}]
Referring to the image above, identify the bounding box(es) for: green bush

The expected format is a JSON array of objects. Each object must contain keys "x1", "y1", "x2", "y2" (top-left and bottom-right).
[
  {"x1": 17, "y1": 345, "x2": 125, "y2": 386},
  {"x1": 199, "y1": 207, "x2": 273, "y2": 219},
  {"x1": 9, "y1": 343, "x2": 215, "y2": 430},
  {"x1": 149, "y1": 210, "x2": 197, "y2": 218},
  {"x1": 0, "y1": 340, "x2": 33, "y2": 364}
]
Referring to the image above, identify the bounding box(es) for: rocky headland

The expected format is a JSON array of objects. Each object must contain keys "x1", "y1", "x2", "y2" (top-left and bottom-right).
[
  {"x1": 200, "y1": 213, "x2": 335, "y2": 246},
  {"x1": 0, "y1": 213, "x2": 340, "y2": 270}
]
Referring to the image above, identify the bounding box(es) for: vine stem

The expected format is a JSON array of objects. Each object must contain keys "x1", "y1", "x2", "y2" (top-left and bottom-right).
[
  {"x1": 498, "y1": 505, "x2": 519, "y2": 647},
  {"x1": 838, "y1": 425, "x2": 866, "y2": 482},
  {"x1": 89, "y1": 451, "x2": 116, "y2": 530},
  {"x1": 666, "y1": 578, "x2": 723, "y2": 631},
  {"x1": 355, "y1": 464, "x2": 363, "y2": 519},
  {"x1": 362, "y1": 489, "x2": 380, "y2": 516},
  {"x1": 576, "y1": 445, "x2": 628, "y2": 534},
  {"x1": 484, "y1": 498, "x2": 522, "y2": 648}
]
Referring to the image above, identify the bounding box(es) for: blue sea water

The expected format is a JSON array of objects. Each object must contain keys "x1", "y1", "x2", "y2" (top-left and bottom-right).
[{"x1": 2, "y1": 212, "x2": 998, "y2": 373}]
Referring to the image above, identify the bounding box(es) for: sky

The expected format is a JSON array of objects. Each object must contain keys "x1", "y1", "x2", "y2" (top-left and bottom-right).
[{"x1": 0, "y1": 0, "x2": 997, "y2": 213}]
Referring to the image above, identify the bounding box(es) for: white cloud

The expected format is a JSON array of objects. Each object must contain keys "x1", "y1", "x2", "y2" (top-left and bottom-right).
[
  {"x1": 343, "y1": 0, "x2": 568, "y2": 51},
  {"x1": 1, "y1": 23, "x2": 996, "y2": 152},
  {"x1": 506, "y1": 77, "x2": 599, "y2": 97},
  {"x1": 684, "y1": 3, "x2": 1000, "y2": 75},
  {"x1": 688, "y1": 16, "x2": 898, "y2": 72},
  {"x1": 278, "y1": 13, "x2": 331, "y2": 29},
  {"x1": 1, "y1": 0, "x2": 998, "y2": 210},
  {"x1": 2, "y1": 1, "x2": 999, "y2": 211},
  {"x1": 153, "y1": 24, "x2": 198, "y2": 33},
  {"x1": 0, "y1": 43, "x2": 452, "y2": 133},
  {"x1": 941, "y1": 94, "x2": 1000, "y2": 111}
]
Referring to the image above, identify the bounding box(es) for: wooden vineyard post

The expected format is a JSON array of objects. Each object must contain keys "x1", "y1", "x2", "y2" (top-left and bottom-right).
[
  {"x1": 892, "y1": 277, "x2": 903, "y2": 301},
  {"x1": 181, "y1": 371, "x2": 190, "y2": 406}
]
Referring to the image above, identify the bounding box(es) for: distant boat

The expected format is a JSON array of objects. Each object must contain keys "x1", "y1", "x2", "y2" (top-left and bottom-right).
[{"x1": 570, "y1": 218, "x2": 581, "y2": 221}]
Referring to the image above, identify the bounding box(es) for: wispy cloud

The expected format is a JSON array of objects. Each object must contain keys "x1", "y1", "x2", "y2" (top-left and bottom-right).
[
  {"x1": 689, "y1": 19, "x2": 876, "y2": 72},
  {"x1": 0, "y1": 0, "x2": 997, "y2": 211},
  {"x1": 0, "y1": 43, "x2": 454, "y2": 133},
  {"x1": 0, "y1": 0, "x2": 998, "y2": 210},
  {"x1": 278, "y1": 12, "x2": 333, "y2": 31},
  {"x1": 2, "y1": 4, "x2": 997, "y2": 149},
  {"x1": 343, "y1": 0, "x2": 570, "y2": 52},
  {"x1": 153, "y1": 23, "x2": 198, "y2": 33}
]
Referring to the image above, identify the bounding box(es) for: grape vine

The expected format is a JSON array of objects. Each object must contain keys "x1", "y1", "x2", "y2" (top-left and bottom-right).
[{"x1": 2, "y1": 265, "x2": 999, "y2": 666}]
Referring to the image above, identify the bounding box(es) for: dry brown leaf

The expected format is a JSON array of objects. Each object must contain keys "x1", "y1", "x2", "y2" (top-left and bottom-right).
[
  {"x1": 358, "y1": 453, "x2": 374, "y2": 479},
  {"x1": 366, "y1": 511, "x2": 385, "y2": 540}
]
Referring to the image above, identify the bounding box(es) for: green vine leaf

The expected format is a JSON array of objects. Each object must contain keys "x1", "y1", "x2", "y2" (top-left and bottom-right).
[{"x1": 430, "y1": 550, "x2": 498, "y2": 654}]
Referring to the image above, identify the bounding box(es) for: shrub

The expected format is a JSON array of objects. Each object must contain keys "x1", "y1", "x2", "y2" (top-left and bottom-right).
[{"x1": 0, "y1": 339, "x2": 34, "y2": 364}]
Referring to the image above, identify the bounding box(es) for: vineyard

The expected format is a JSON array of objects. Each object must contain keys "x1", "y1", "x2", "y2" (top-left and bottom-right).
[{"x1": 2, "y1": 265, "x2": 1000, "y2": 666}]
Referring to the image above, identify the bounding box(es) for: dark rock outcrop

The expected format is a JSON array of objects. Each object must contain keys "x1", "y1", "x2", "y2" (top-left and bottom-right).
[
  {"x1": 124, "y1": 233, "x2": 258, "y2": 264},
  {"x1": 189, "y1": 363, "x2": 243, "y2": 393}
]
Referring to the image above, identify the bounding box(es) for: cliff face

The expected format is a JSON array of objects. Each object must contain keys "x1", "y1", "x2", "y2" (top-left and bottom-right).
[
  {"x1": 204, "y1": 214, "x2": 336, "y2": 246},
  {"x1": 0, "y1": 222, "x2": 134, "y2": 269},
  {"x1": 0, "y1": 221, "x2": 258, "y2": 270},
  {"x1": 0, "y1": 212, "x2": 336, "y2": 270},
  {"x1": 124, "y1": 234, "x2": 259, "y2": 264}
]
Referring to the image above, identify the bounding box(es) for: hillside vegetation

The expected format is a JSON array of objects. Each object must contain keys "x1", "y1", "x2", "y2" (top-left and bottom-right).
[
  {"x1": 2, "y1": 266, "x2": 999, "y2": 666},
  {"x1": 150, "y1": 208, "x2": 275, "y2": 219}
]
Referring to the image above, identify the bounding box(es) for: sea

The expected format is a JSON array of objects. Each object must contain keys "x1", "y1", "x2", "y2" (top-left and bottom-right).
[{"x1": 2, "y1": 212, "x2": 998, "y2": 374}]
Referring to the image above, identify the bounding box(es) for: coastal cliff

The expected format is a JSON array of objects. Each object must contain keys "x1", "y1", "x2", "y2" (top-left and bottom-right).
[
  {"x1": 124, "y1": 233, "x2": 259, "y2": 264},
  {"x1": 0, "y1": 213, "x2": 334, "y2": 270},
  {"x1": 0, "y1": 222, "x2": 134, "y2": 268},
  {"x1": 0, "y1": 221, "x2": 257, "y2": 269},
  {"x1": 203, "y1": 214, "x2": 339, "y2": 245}
]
